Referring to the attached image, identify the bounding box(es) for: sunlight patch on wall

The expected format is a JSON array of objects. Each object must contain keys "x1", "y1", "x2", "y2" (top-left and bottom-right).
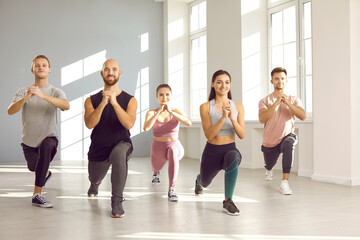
[
  {"x1": 61, "y1": 50, "x2": 106, "y2": 86},
  {"x1": 84, "y1": 51, "x2": 107, "y2": 76},
  {"x1": 61, "y1": 60, "x2": 83, "y2": 86},
  {"x1": 60, "y1": 88, "x2": 102, "y2": 160},
  {"x1": 241, "y1": 0, "x2": 260, "y2": 15},
  {"x1": 168, "y1": 18, "x2": 184, "y2": 41},
  {"x1": 168, "y1": 53, "x2": 184, "y2": 109},
  {"x1": 242, "y1": 32, "x2": 262, "y2": 121},
  {"x1": 140, "y1": 32, "x2": 149, "y2": 53},
  {"x1": 131, "y1": 67, "x2": 150, "y2": 137}
]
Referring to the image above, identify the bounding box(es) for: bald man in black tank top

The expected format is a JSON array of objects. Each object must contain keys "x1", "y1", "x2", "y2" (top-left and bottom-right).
[{"x1": 84, "y1": 59, "x2": 137, "y2": 218}]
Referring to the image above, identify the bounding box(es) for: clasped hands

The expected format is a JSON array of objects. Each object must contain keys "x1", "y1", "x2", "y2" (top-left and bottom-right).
[
  {"x1": 221, "y1": 104, "x2": 234, "y2": 120},
  {"x1": 26, "y1": 85, "x2": 45, "y2": 99},
  {"x1": 274, "y1": 92, "x2": 289, "y2": 106},
  {"x1": 159, "y1": 104, "x2": 172, "y2": 114},
  {"x1": 101, "y1": 90, "x2": 118, "y2": 105}
]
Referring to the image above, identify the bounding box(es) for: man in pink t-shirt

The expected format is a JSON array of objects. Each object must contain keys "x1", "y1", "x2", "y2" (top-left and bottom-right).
[{"x1": 258, "y1": 67, "x2": 306, "y2": 195}]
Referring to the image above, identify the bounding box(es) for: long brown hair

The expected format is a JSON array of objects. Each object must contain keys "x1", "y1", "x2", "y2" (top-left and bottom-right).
[{"x1": 208, "y1": 70, "x2": 232, "y2": 101}]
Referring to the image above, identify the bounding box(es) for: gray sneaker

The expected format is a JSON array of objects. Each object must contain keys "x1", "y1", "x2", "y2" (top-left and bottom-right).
[
  {"x1": 32, "y1": 193, "x2": 53, "y2": 208},
  {"x1": 222, "y1": 199, "x2": 240, "y2": 216},
  {"x1": 111, "y1": 196, "x2": 125, "y2": 218},
  {"x1": 87, "y1": 183, "x2": 99, "y2": 197}
]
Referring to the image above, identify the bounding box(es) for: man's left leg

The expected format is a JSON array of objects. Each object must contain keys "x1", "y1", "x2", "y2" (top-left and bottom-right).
[
  {"x1": 279, "y1": 134, "x2": 298, "y2": 195},
  {"x1": 32, "y1": 137, "x2": 58, "y2": 207},
  {"x1": 109, "y1": 141, "x2": 133, "y2": 218}
]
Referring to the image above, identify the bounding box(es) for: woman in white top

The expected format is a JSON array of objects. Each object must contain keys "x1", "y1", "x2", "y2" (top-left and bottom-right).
[{"x1": 194, "y1": 70, "x2": 245, "y2": 215}]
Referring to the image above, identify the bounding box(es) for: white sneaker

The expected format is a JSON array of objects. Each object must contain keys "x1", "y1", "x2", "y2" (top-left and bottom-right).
[
  {"x1": 168, "y1": 189, "x2": 178, "y2": 202},
  {"x1": 280, "y1": 180, "x2": 293, "y2": 195},
  {"x1": 264, "y1": 169, "x2": 273, "y2": 181}
]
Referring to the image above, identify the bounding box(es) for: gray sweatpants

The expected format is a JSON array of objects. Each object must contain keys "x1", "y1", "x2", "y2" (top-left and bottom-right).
[{"x1": 88, "y1": 141, "x2": 133, "y2": 198}]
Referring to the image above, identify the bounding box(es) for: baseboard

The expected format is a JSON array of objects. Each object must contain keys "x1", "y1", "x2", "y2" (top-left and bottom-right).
[
  {"x1": 311, "y1": 174, "x2": 360, "y2": 186},
  {"x1": 349, "y1": 178, "x2": 360, "y2": 186},
  {"x1": 240, "y1": 161, "x2": 254, "y2": 169},
  {"x1": 297, "y1": 170, "x2": 313, "y2": 178}
]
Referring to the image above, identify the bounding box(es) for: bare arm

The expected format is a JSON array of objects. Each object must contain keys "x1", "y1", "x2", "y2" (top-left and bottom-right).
[
  {"x1": 7, "y1": 94, "x2": 32, "y2": 115},
  {"x1": 143, "y1": 109, "x2": 161, "y2": 131},
  {"x1": 28, "y1": 85, "x2": 70, "y2": 111},
  {"x1": 200, "y1": 102, "x2": 227, "y2": 142},
  {"x1": 170, "y1": 108, "x2": 192, "y2": 126},
  {"x1": 281, "y1": 95, "x2": 306, "y2": 121},
  {"x1": 111, "y1": 97, "x2": 137, "y2": 130},
  {"x1": 258, "y1": 98, "x2": 281, "y2": 124},
  {"x1": 84, "y1": 96, "x2": 108, "y2": 129},
  {"x1": 42, "y1": 95, "x2": 70, "y2": 111},
  {"x1": 229, "y1": 102, "x2": 246, "y2": 139},
  {"x1": 285, "y1": 102, "x2": 306, "y2": 120}
]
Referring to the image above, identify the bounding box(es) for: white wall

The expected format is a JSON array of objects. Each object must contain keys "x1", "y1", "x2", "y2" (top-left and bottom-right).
[
  {"x1": 350, "y1": 0, "x2": 360, "y2": 183},
  {"x1": 207, "y1": 0, "x2": 242, "y2": 102},
  {"x1": 172, "y1": 0, "x2": 360, "y2": 187},
  {"x1": 312, "y1": 0, "x2": 360, "y2": 185},
  {"x1": 163, "y1": 0, "x2": 190, "y2": 111},
  {"x1": 0, "y1": 0, "x2": 163, "y2": 161},
  {"x1": 180, "y1": 0, "x2": 314, "y2": 179},
  {"x1": 163, "y1": 0, "x2": 191, "y2": 154}
]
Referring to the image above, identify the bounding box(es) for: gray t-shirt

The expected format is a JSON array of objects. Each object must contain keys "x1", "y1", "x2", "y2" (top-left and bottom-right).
[{"x1": 13, "y1": 85, "x2": 67, "y2": 147}]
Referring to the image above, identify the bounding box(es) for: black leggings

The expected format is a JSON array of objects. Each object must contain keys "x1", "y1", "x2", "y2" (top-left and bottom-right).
[
  {"x1": 261, "y1": 133, "x2": 298, "y2": 173},
  {"x1": 21, "y1": 137, "x2": 58, "y2": 187},
  {"x1": 199, "y1": 142, "x2": 242, "y2": 187}
]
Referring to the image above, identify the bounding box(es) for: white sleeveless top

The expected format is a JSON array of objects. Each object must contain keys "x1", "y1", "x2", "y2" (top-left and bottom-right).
[{"x1": 209, "y1": 99, "x2": 238, "y2": 136}]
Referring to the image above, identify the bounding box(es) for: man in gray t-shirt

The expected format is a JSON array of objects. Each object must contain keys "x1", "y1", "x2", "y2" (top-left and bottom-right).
[{"x1": 8, "y1": 55, "x2": 70, "y2": 208}]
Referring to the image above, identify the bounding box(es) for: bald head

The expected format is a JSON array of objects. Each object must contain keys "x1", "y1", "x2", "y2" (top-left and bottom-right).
[
  {"x1": 102, "y1": 59, "x2": 120, "y2": 71},
  {"x1": 101, "y1": 59, "x2": 122, "y2": 86}
]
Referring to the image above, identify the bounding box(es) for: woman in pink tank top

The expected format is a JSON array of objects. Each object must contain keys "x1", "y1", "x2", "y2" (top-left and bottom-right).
[{"x1": 143, "y1": 84, "x2": 191, "y2": 202}]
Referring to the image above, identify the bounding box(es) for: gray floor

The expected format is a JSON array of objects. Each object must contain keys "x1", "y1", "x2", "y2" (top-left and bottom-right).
[{"x1": 0, "y1": 157, "x2": 360, "y2": 240}]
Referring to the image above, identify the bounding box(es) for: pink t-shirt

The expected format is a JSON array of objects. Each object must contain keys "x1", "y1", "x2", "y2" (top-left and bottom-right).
[{"x1": 259, "y1": 93, "x2": 303, "y2": 147}]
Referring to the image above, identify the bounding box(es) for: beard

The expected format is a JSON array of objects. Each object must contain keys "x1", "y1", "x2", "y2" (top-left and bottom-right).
[
  {"x1": 103, "y1": 75, "x2": 119, "y2": 86},
  {"x1": 275, "y1": 85, "x2": 284, "y2": 90}
]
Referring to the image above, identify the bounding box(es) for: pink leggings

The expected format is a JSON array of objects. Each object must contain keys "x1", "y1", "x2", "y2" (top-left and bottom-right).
[{"x1": 151, "y1": 140, "x2": 184, "y2": 188}]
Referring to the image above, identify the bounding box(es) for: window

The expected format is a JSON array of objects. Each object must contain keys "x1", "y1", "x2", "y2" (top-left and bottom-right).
[
  {"x1": 190, "y1": 0, "x2": 207, "y2": 121},
  {"x1": 301, "y1": 1, "x2": 312, "y2": 114},
  {"x1": 269, "y1": 4, "x2": 297, "y2": 96},
  {"x1": 268, "y1": 0, "x2": 312, "y2": 117}
]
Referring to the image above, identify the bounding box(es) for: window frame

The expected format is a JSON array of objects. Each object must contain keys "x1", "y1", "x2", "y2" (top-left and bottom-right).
[
  {"x1": 189, "y1": 0, "x2": 207, "y2": 121},
  {"x1": 267, "y1": 0, "x2": 312, "y2": 118}
]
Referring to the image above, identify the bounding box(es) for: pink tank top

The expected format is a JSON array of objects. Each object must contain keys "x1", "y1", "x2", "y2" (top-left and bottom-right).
[{"x1": 152, "y1": 114, "x2": 180, "y2": 138}]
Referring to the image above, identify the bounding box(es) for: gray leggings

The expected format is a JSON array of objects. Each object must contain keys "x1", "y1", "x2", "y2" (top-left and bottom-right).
[
  {"x1": 88, "y1": 141, "x2": 133, "y2": 198},
  {"x1": 261, "y1": 133, "x2": 298, "y2": 173}
]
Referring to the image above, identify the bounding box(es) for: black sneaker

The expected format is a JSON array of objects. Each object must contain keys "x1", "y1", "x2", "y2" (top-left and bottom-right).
[
  {"x1": 111, "y1": 196, "x2": 125, "y2": 218},
  {"x1": 32, "y1": 193, "x2": 53, "y2": 208},
  {"x1": 222, "y1": 199, "x2": 240, "y2": 216},
  {"x1": 168, "y1": 189, "x2": 178, "y2": 202},
  {"x1": 87, "y1": 183, "x2": 99, "y2": 197},
  {"x1": 43, "y1": 171, "x2": 52, "y2": 188},
  {"x1": 152, "y1": 175, "x2": 160, "y2": 184},
  {"x1": 195, "y1": 179, "x2": 203, "y2": 195}
]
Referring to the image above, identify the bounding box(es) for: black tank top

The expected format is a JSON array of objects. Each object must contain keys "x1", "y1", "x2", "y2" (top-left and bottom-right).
[{"x1": 88, "y1": 90, "x2": 133, "y2": 162}]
